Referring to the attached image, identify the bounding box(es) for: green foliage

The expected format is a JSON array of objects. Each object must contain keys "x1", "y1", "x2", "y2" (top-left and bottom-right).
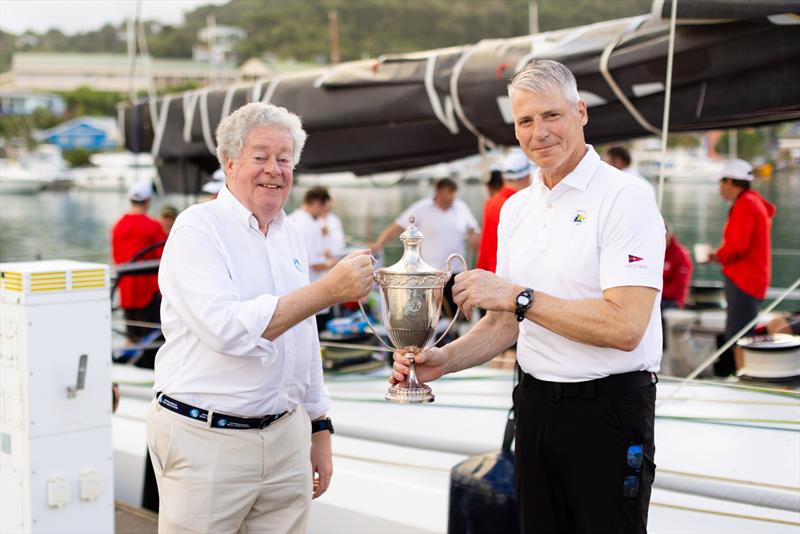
[
  {"x1": 667, "y1": 133, "x2": 701, "y2": 150},
  {"x1": 0, "y1": 30, "x2": 14, "y2": 72},
  {"x1": 714, "y1": 129, "x2": 769, "y2": 161},
  {"x1": 0, "y1": 115, "x2": 34, "y2": 144},
  {"x1": 57, "y1": 87, "x2": 125, "y2": 117},
  {"x1": 29, "y1": 108, "x2": 61, "y2": 129},
  {"x1": 62, "y1": 147, "x2": 95, "y2": 168},
  {"x1": 2, "y1": 0, "x2": 652, "y2": 66}
]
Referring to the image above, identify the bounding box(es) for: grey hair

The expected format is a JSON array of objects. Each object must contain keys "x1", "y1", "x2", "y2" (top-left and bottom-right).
[
  {"x1": 507, "y1": 59, "x2": 580, "y2": 104},
  {"x1": 215, "y1": 102, "x2": 307, "y2": 169}
]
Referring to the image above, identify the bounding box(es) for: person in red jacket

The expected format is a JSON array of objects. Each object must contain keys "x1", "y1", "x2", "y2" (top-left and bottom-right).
[
  {"x1": 709, "y1": 159, "x2": 776, "y2": 375},
  {"x1": 112, "y1": 181, "x2": 167, "y2": 350},
  {"x1": 476, "y1": 149, "x2": 533, "y2": 272},
  {"x1": 662, "y1": 224, "x2": 692, "y2": 310}
]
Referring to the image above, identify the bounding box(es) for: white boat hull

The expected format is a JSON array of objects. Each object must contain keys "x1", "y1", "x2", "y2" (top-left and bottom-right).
[{"x1": 111, "y1": 365, "x2": 800, "y2": 533}]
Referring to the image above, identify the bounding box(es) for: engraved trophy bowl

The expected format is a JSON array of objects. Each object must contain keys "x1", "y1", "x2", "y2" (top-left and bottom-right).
[{"x1": 359, "y1": 216, "x2": 465, "y2": 403}]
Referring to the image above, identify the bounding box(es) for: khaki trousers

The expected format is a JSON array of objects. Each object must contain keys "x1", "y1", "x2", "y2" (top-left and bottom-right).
[{"x1": 146, "y1": 398, "x2": 312, "y2": 533}]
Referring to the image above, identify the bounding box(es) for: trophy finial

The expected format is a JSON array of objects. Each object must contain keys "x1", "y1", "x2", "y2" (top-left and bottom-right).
[{"x1": 408, "y1": 215, "x2": 416, "y2": 226}]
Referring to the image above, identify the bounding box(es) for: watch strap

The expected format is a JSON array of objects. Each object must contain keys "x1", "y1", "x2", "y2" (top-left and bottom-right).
[
  {"x1": 515, "y1": 287, "x2": 534, "y2": 322},
  {"x1": 311, "y1": 418, "x2": 334, "y2": 434}
]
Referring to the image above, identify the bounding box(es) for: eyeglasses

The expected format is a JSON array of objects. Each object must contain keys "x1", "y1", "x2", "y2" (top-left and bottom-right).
[{"x1": 623, "y1": 444, "x2": 643, "y2": 498}]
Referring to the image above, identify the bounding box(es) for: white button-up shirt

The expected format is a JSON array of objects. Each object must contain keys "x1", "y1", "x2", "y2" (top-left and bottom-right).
[
  {"x1": 154, "y1": 185, "x2": 330, "y2": 419},
  {"x1": 395, "y1": 197, "x2": 479, "y2": 272},
  {"x1": 288, "y1": 209, "x2": 328, "y2": 284},
  {"x1": 497, "y1": 146, "x2": 665, "y2": 382}
]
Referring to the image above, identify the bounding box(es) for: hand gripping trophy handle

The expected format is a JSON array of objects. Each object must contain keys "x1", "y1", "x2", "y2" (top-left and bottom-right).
[{"x1": 357, "y1": 252, "x2": 467, "y2": 403}]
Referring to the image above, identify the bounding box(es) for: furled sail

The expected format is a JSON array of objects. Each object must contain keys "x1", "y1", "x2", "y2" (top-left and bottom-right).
[{"x1": 120, "y1": 2, "x2": 800, "y2": 192}]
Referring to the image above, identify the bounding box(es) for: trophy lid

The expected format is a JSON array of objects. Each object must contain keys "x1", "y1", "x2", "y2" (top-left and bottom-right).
[{"x1": 382, "y1": 215, "x2": 443, "y2": 274}]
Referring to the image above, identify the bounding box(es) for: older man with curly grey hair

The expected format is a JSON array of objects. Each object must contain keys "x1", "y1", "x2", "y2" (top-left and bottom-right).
[{"x1": 148, "y1": 102, "x2": 374, "y2": 533}]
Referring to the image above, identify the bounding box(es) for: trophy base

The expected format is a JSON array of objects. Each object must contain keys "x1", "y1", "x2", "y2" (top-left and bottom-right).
[{"x1": 385, "y1": 383, "x2": 435, "y2": 404}]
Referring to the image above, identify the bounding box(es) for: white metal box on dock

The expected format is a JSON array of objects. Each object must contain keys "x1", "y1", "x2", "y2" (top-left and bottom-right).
[{"x1": 1, "y1": 260, "x2": 114, "y2": 533}]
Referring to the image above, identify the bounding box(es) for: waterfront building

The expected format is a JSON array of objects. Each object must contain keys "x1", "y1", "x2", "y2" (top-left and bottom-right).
[
  {"x1": 38, "y1": 116, "x2": 119, "y2": 150},
  {"x1": 0, "y1": 90, "x2": 67, "y2": 116},
  {"x1": 1, "y1": 52, "x2": 240, "y2": 93}
]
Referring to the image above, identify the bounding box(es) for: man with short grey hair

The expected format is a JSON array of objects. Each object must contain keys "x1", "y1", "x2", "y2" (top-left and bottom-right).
[
  {"x1": 392, "y1": 60, "x2": 665, "y2": 533},
  {"x1": 148, "y1": 102, "x2": 374, "y2": 533}
]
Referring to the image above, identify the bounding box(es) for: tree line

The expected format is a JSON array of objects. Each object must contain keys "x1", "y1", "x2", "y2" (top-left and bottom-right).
[{"x1": 1, "y1": 0, "x2": 651, "y2": 72}]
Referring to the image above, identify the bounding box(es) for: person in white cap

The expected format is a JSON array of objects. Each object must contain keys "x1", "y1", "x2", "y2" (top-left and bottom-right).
[
  {"x1": 111, "y1": 180, "x2": 166, "y2": 360},
  {"x1": 201, "y1": 168, "x2": 226, "y2": 199},
  {"x1": 708, "y1": 158, "x2": 776, "y2": 375},
  {"x1": 476, "y1": 148, "x2": 533, "y2": 272}
]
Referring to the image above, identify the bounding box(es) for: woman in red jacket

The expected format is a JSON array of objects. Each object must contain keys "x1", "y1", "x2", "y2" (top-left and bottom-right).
[
  {"x1": 662, "y1": 224, "x2": 693, "y2": 310},
  {"x1": 709, "y1": 159, "x2": 776, "y2": 375}
]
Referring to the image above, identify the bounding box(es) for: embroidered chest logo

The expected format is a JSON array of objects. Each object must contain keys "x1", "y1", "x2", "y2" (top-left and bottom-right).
[
  {"x1": 293, "y1": 258, "x2": 303, "y2": 272},
  {"x1": 628, "y1": 255, "x2": 644, "y2": 263},
  {"x1": 572, "y1": 210, "x2": 588, "y2": 225}
]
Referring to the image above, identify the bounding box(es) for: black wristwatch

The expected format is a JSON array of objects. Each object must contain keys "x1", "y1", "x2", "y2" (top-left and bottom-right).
[
  {"x1": 311, "y1": 417, "x2": 334, "y2": 434},
  {"x1": 515, "y1": 287, "x2": 534, "y2": 322}
]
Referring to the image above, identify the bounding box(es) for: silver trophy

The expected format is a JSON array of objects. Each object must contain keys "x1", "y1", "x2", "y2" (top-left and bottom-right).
[{"x1": 359, "y1": 216, "x2": 465, "y2": 403}]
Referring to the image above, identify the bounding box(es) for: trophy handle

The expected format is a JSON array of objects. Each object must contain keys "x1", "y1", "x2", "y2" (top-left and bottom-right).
[
  {"x1": 357, "y1": 301, "x2": 396, "y2": 352},
  {"x1": 358, "y1": 255, "x2": 396, "y2": 352},
  {"x1": 428, "y1": 253, "x2": 467, "y2": 349}
]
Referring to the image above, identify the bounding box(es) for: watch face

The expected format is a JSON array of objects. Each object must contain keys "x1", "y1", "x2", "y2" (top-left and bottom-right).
[{"x1": 516, "y1": 294, "x2": 531, "y2": 306}]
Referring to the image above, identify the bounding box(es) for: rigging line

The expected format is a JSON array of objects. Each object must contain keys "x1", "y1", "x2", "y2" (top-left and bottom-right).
[
  {"x1": 649, "y1": 501, "x2": 800, "y2": 527},
  {"x1": 260, "y1": 77, "x2": 282, "y2": 104},
  {"x1": 658, "y1": 376, "x2": 800, "y2": 398},
  {"x1": 135, "y1": 11, "x2": 166, "y2": 196},
  {"x1": 424, "y1": 52, "x2": 460, "y2": 134},
  {"x1": 199, "y1": 88, "x2": 217, "y2": 155},
  {"x1": 598, "y1": 33, "x2": 661, "y2": 136},
  {"x1": 333, "y1": 452, "x2": 450, "y2": 472},
  {"x1": 656, "y1": 0, "x2": 679, "y2": 209},
  {"x1": 327, "y1": 396, "x2": 799, "y2": 424},
  {"x1": 149, "y1": 95, "x2": 173, "y2": 164},
  {"x1": 449, "y1": 43, "x2": 497, "y2": 149},
  {"x1": 662, "y1": 276, "x2": 800, "y2": 404},
  {"x1": 182, "y1": 90, "x2": 201, "y2": 144},
  {"x1": 658, "y1": 468, "x2": 799, "y2": 493},
  {"x1": 126, "y1": 2, "x2": 142, "y2": 104}
]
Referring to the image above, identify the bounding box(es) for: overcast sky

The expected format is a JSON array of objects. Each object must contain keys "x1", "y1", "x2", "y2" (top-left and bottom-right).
[{"x1": 0, "y1": 0, "x2": 228, "y2": 35}]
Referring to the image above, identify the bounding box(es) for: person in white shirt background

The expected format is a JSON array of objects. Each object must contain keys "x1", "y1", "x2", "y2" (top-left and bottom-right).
[
  {"x1": 289, "y1": 186, "x2": 347, "y2": 330},
  {"x1": 368, "y1": 177, "x2": 480, "y2": 318},
  {"x1": 320, "y1": 193, "x2": 347, "y2": 260},
  {"x1": 391, "y1": 60, "x2": 664, "y2": 534},
  {"x1": 149, "y1": 102, "x2": 373, "y2": 534},
  {"x1": 604, "y1": 144, "x2": 657, "y2": 200}
]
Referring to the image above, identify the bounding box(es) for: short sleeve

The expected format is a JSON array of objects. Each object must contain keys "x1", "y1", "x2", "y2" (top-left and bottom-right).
[{"x1": 599, "y1": 185, "x2": 665, "y2": 291}]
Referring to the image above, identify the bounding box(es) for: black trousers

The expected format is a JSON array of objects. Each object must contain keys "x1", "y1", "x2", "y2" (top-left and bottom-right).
[
  {"x1": 514, "y1": 372, "x2": 657, "y2": 534},
  {"x1": 715, "y1": 277, "x2": 761, "y2": 376}
]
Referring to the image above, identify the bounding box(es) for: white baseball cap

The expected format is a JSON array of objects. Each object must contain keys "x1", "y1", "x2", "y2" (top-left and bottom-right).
[
  {"x1": 212, "y1": 168, "x2": 226, "y2": 181},
  {"x1": 202, "y1": 180, "x2": 224, "y2": 194},
  {"x1": 715, "y1": 158, "x2": 754, "y2": 182},
  {"x1": 502, "y1": 149, "x2": 534, "y2": 180},
  {"x1": 127, "y1": 181, "x2": 153, "y2": 202}
]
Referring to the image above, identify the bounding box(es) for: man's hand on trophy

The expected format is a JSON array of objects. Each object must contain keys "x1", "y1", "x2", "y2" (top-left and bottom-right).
[
  {"x1": 389, "y1": 347, "x2": 447, "y2": 385},
  {"x1": 452, "y1": 269, "x2": 517, "y2": 320},
  {"x1": 323, "y1": 249, "x2": 374, "y2": 302}
]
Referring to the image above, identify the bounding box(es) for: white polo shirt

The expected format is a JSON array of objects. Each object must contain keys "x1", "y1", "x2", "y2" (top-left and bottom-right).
[
  {"x1": 497, "y1": 146, "x2": 665, "y2": 382},
  {"x1": 622, "y1": 166, "x2": 657, "y2": 200},
  {"x1": 155, "y1": 185, "x2": 330, "y2": 419},
  {"x1": 395, "y1": 197, "x2": 479, "y2": 273}
]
